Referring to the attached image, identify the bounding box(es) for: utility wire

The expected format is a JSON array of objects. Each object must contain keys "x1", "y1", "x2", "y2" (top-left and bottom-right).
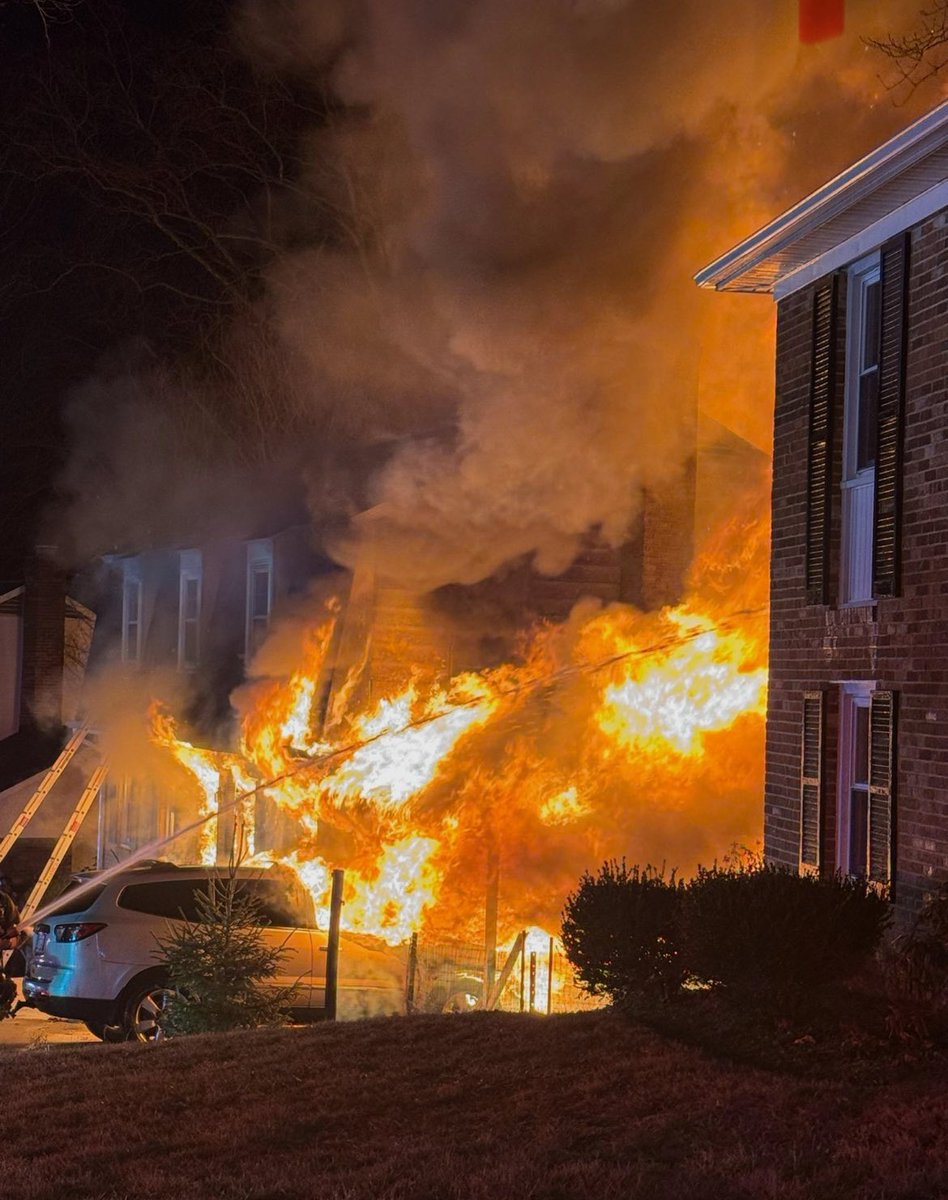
[
  {"x1": 24, "y1": 603, "x2": 767, "y2": 927},
  {"x1": 187, "y1": 603, "x2": 768, "y2": 808}
]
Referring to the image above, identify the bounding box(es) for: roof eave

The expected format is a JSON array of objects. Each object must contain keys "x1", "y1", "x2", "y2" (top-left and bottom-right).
[{"x1": 695, "y1": 98, "x2": 948, "y2": 294}]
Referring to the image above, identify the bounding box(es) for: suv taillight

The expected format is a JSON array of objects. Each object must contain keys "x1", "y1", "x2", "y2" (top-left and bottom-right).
[{"x1": 53, "y1": 923, "x2": 106, "y2": 943}]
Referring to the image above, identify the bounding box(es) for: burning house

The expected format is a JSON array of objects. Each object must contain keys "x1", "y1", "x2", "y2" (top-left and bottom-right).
[
  {"x1": 48, "y1": 410, "x2": 768, "y2": 972},
  {"x1": 698, "y1": 98, "x2": 948, "y2": 917}
]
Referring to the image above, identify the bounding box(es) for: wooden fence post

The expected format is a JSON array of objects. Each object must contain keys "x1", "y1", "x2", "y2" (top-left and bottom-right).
[
  {"x1": 406, "y1": 931, "x2": 418, "y2": 1014},
  {"x1": 325, "y1": 868, "x2": 344, "y2": 1021}
]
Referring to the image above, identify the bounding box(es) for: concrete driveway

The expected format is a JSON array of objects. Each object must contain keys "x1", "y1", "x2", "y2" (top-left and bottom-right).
[
  {"x1": 0, "y1": 1008, "x2": 97, "y2": 1048},
  {"x1": 0, "y1": 981, "x2": 97, "y2": 1049}
]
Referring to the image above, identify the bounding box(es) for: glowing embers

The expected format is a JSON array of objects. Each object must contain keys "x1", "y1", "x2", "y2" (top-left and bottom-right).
[{"x1": 594, "y1": 608, "x2": 767, "y2": 757}]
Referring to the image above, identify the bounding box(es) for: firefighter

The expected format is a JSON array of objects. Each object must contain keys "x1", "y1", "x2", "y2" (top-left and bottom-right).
[
  {"x1": 0, "y1": 876, "x2": 19, "y2": 949},
  {"x1": 0, "y1": 877, "x2": 20, "y2": 1018}
]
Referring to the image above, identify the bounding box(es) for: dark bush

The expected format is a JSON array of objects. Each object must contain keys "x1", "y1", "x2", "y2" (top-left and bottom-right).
[
  {"x1": 561, "y1": 861, "x2": 686, "y2": 1003},
  {"x1": 883, "y1": 882, "x2": 948, "y2": 1043},
  {"x1": 683, "y1": 859, "x2": 891, "y2": 1003}
]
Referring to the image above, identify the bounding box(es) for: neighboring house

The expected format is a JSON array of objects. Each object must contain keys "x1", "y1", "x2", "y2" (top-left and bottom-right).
[
  {"x1": 0, "y1": 552, "x2": 98, "y2": 893},
  {"x1": 92, "y1": 524, "x2": 330, "y2": 866},
  {"x1": 697, "y1": 99, "x2": 948, "y2": 916},
  {"x1": 100, "y1": 525, "x2": 327, "y2": 719}
]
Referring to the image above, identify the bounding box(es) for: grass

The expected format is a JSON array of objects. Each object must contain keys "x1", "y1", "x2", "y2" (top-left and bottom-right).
[
  {"x1": 1, "y1": 1009, "x2": 947, "y2": 1200},
  {"x1": 621, "y1": 969, "x2": 940, "y2": 1084}
]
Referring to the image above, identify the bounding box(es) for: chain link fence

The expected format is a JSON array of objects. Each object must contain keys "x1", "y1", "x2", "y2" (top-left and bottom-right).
[{"x1": 407, "y1": 932, "x2": 604, "y2": 1015}]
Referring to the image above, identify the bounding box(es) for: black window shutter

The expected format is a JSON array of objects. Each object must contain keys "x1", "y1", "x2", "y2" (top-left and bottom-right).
[
  {"x1": 873, "y1": 234, "x2": 910, "y2": 597},
  {"x1": 800, "y1": 691, "x2": 825, "y2": 869},
  {"x1": 805, "y1": 279, "x2": 838, "y2": 605},
  {"x1": 868, "y1": 690, "x2": 897, "y2": 887}
]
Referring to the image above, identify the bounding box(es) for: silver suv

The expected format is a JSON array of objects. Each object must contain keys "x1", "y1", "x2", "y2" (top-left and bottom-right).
[{"x1": 22, "y1": 862, "x2": 407, "y2": 1040}]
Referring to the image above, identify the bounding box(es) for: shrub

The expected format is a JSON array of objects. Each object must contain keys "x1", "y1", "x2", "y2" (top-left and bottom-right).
[
  {"x1": 683, "y1": 859, "x2": 891, "y2": 1004},
  {"x1": 155, "y1": 874, "x2": 293, "y2": 1036},
  {"x1": 561, "y1": 861, "x2": 686, "y2": 1003},
  {"x1": 883, "y1": 882, "x2": 948, "y2": 1043}
]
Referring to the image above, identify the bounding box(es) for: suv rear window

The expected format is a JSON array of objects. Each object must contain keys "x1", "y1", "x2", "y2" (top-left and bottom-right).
[
  {"x1": 44, "y1": 880, "x2": 108, "y2": 917},
  {"x1": 118, "y1": 881, "x2": 207, "y2": 922},
  {"x1": 117, "y1": 877, "x2": 315, "y2": 927}
]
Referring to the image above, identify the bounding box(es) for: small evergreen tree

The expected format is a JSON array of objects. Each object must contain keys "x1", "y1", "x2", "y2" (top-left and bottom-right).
[{"x1": 155, "y1": 874, "x2": 293, "y2": 1036}]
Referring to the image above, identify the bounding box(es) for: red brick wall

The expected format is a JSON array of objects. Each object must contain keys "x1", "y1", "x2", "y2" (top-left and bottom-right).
[{"x1": 769, "y1": 212, "x2": 948, "y2": 913}]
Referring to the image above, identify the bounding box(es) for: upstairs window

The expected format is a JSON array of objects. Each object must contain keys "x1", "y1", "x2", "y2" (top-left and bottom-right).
[
  {"x1": 245, "y1": 539, "x2": 273, "y2": 660},
  {"x1": 804, "y1": 233, "x2": 909, "y2": 608},
  {"x1": 840, "y1": 255, "x2": 880, "y2": 605},
  {"x1": 177, "y1": 550, "x2": 202, "y2": 671},
  {"x1": 121, "y1": 560, "x2": 142, "y2": 664}
]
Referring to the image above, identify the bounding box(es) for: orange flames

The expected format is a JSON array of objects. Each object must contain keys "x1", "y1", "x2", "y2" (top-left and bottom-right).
[
  {"x1": 149, "y1": 501, "x2": 769, "y2": 953},
  {"x1": 593, "y1": 608, "x2": 766, "y2": 757}
]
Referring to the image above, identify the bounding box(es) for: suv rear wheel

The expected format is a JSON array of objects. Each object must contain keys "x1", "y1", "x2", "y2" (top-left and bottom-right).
[{"x1": 123, "y1": 980, "x2": 177, "y2": 1042}]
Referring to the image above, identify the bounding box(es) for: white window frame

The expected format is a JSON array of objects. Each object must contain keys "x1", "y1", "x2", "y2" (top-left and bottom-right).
[
  {"x1": 245, "y1": 539, "x2": 273, "y2": 660},
  {"x1": 839, "y1": 253, "x2": 880, "y2": 606},
  {"x1": 121, "y1": 559, "x2": 143, "y2": 665},
  {"x1": 836, "y1": 681, "x2": 873, "y2": 876},
  {"x1": 177, "y1": 549, "x2": 202, "y2": 671}
]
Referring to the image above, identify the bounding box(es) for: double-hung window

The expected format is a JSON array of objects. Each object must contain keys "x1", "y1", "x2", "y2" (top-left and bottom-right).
[
  {"x1": 245, "y1": 539, "x2": 273, "y2": 660},
  {"x1": 178, "y1": 550, "x2": 202, "y2": 671},
  {"x1": 836, "y1": 683, "x2": 897, "y2": 886},
  {"x1": 121, "y1": 559, "x2": 142, "y2": 665},
  {"x1": 840, "y1": 255, "x2": 880, "y2": 605},
  {"x1": 837, "y1": 683, "x2": 872, "y2": 875},
  {"x1": 804, "y1": 233, "x2": 908, "y2": 607},
  {"x1": 800, "y1": 683, "x2": 897, "y2": 887}
]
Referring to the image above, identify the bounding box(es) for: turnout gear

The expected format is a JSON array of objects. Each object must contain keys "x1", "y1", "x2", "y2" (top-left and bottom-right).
[{"x1": 0, "y1": 884, "x2": 21, "y2": 1019}]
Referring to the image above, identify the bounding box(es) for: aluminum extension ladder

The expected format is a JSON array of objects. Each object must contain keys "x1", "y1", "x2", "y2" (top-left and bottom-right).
[{"x1": 0, "y1": 723, "x2": 108, "y2": 922}]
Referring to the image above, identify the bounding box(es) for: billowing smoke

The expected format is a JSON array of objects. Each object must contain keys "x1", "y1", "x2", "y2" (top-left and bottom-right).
[
  {"x1": 230, "y1": 0, "x2": 926, "y2": 591},
  {"x1": 49, "y1": 0, "x2": 933, "y2": 591}
]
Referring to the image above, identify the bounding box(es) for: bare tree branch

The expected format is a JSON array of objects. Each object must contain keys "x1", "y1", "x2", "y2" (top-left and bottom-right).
[{"x1": 866, "y1": 2, "x2": 948, "y2": 96}]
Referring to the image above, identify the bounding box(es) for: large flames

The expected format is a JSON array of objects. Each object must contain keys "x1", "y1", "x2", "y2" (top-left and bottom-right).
[{"x1": 146, "y1": 499, "x2": 769, "y2": 956}]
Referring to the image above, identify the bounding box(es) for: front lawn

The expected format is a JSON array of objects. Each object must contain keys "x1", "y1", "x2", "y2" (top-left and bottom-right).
[{"x1": 2, "y1": 1010, "x2": 946, "y2": 1200}]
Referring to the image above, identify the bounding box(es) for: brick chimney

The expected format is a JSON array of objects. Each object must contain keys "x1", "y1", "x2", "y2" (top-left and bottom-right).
[{"x1": 19, "y1": 546, "x2": 66, "y2": 731}]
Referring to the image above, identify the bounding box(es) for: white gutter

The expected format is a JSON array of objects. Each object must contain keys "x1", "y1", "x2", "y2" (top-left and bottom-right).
[{"x1": 773, "y1": 176, "x2": 948, "y2": 299}]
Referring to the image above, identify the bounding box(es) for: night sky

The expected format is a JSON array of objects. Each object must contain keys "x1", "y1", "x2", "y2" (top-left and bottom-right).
[{"x1": 0, "y1": 0, "x2": 326, "y2": 578}]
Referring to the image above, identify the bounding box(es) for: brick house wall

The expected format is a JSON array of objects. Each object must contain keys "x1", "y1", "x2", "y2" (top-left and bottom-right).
[
  {"x1": 768, "y1": 210, "x2": 948, "y2": 913},
  {"x1": 19, "y1": 550, "x2": 66, "y2": 731}
]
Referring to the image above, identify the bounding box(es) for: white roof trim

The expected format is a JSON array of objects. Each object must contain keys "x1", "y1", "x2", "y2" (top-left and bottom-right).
[
  {"x1": 774, "y1": 177, "x2": 948, "y2": 299},
  {"x1": 696, "y1": 99, "x2": 948, "y2": 294}
]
